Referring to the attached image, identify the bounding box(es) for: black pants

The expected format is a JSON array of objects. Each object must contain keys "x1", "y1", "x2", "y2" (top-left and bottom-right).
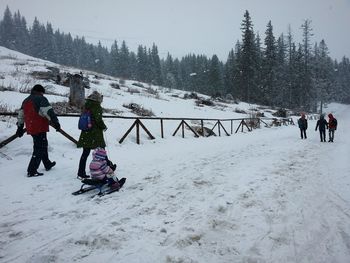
[
  {"x1": 300, "y1": 129, "x2": 307, "y2": 139},
  {"x1": 28, "y1": 132, "x2": 51, "y2": 174},
  {"x1": 329, "y1": 129, "x2": 335, "y2": 142},
  {"x1": 319, "y1": 129, "x2": 326, "y2": 142},
  {"x1": 78, "y1": 148, "x2": 91, "y2": 177}
]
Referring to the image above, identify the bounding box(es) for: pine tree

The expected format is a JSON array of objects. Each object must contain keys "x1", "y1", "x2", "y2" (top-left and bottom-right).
[
  {"x1": 312, "y1": 39, "x2": 333, "y2": 113},
  {"x1": 208, "y1": 54, "x2": 224, "y2": 97},
  {"x1": 163, "y1": 53, "x2": 176, "y2": 90},
  {"x1": 136, "y1": 45, "x2": 146, "y2": 81},
  {"x1": 13, "y1": 10, "x2": 29, "y2": 52},
  {"x1": 275, "y1": 34, "x2": 287, "y2": 107},
  {"x1": 109, "y1": 40, "x2": 119, "y2": 76},
  {"x1": 254, "y1": 33, "x2": 263, "y2": 103},
  {"x1": 0, "y1": 6, "x2": 15, "y2": 49},
  {"x1": 150, "y1": 43, "x2": 162, "y2": 85},
  {"x1": 238, "y1": 10, "x2": 257, "y2": 103},
  {"x1": 261, "y1": 20, "x2": 277, "y2": 105},
  {"x1": 300, "y1": 19, "x2": 313, "y2": 110},
  {"x1": 224, "y1": 49, "x2": 236, "y2": 97},
  {"x1": 119, "y1": 40, "x2": 130, "y2": 78},
  {"x1": 43, "y1": 23, "x2": 56, "y2": 62},
  {"x1": 29, "y1": 17, "x2": 44, "y2": 58}
]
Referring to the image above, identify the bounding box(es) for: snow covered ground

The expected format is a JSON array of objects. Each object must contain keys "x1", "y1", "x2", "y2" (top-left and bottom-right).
[{"x1": 1, "y1": 47, "x2": 350, "y2": 262}]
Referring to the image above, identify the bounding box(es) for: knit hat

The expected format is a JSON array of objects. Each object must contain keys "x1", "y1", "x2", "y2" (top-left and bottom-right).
[
  {"x1": 92, "y1": 147, "x2": 107, "y2": 160},
  {"x1": 31, "y1": 84, "x2": 45, "y2": 94},
  {"x1": 87, "y1": 91, "x2": 103, "y2": 103}
]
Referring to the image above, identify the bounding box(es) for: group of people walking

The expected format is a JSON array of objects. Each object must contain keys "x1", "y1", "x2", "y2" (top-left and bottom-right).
[
  {"x1": 15, "y1": 84, "x2": 339, "y2": 184},
  {"x1": 298, "y1": 113, "x2": 338, "y2": 142},
  {"x1": 16, "y1": 84, "x2": 124, "y2": 191}
]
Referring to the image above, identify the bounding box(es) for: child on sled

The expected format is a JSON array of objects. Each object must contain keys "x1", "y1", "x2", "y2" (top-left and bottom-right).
[{"x1": 89, "y1": 148, "x2": 125, "y2": 190}]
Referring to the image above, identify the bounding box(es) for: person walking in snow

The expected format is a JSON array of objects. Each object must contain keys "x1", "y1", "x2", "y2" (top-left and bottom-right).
[
  {"x1": 297, "y1": 113, "x2": 308, "y2": 139},
  {"x1": 89, "y1": 148, "x2": 125, "y2": 190},
  {"x1": 16, "y1": 84, "x2": 60, "y2": 177},
  {"x1": 76, "y1": 91, "x2": 115, "y2": 179},
  {"x1": 315, "y1": 114, "x2": 328, "y2": 142},
  {"x1": 328, "y1": 113, "x2": 338, "y2": 142}
]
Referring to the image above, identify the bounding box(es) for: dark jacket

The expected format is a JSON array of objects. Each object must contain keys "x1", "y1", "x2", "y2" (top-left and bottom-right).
[
  {"x1": 328, "y1": 114, "x2": 337, "y2": 130},
  {"x1": 77, "y1": 99, "x2": 107, "y2": 149},
  {"x1": 17, "y1": 92, "x2": 59, "y2": 135},
  {"x1": 298, "y1": 117, "x2": 308, "y2": 130},
  {"x1": 315, "y1": 116, "x2": 328, "y2": 131}
]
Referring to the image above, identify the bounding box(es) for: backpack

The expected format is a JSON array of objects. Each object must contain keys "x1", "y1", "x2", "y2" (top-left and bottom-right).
[{"x1": 78, "y1": 110, "x2": 93, "y2": 131}]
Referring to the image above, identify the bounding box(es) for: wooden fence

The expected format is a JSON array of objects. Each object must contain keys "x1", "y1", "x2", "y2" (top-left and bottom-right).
[{"x1": 0, "y1": 112, "x2": 294, "y2": 146}]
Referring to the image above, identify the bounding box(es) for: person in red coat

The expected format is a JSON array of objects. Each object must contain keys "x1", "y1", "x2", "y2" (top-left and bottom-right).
[
  {"x1": 328, "y1": 113, "x2": 338, "y2": 142},
  {"x1": 16, "y1": 84, "x2": 61, "y2": 177}
]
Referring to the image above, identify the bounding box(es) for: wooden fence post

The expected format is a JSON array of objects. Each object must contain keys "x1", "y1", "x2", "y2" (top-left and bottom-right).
[
  {"x1": 173, "y1": 120, "x2": 199, "y2": 138},
  {"x1": 211, "y1": 120, "x2": 230, "y2": 136},
  {"x1": 201, "y1": 120, "x2": 204, "y2": 136},
  {"x1": 160, "y1": 119, "x2": 164, "y2": 138},
  {"x1": 119, "y1": 119, "x2": 155, "y2": 144},
  {"x1": 235, "y1": 119, "x2": 251, "y2": 133},
  {"x1": 136, "y1": 120, "x2": 140, "y2": 144}
]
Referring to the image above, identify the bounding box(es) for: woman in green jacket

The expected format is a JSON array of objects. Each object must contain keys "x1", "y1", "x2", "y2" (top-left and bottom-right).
[{"x1": 77, "y1": 91, "x2": 107, "y2": 179}]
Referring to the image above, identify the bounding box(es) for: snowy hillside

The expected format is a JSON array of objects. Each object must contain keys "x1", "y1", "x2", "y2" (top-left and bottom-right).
[{"x1": 1, "y1": 46, "x2": 350, "y2": 263}]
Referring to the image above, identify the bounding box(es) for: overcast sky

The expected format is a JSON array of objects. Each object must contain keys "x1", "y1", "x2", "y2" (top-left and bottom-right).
[{"x1": 0, "y1": 0, "x2": 349, "y2": 61}]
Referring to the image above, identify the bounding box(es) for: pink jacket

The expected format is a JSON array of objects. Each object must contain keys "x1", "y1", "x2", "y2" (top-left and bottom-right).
[{"x1": 89, "y1": 148, "x2": 113, "y2": 180}]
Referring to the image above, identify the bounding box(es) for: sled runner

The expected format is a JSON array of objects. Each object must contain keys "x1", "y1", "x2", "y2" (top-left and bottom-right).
[{"x1": 72, "y1": 177, "x2": 126, "y2": 196}]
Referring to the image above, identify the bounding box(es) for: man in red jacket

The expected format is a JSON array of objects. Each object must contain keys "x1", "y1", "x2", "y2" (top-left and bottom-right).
[{"x1": 16, "y1": 84, "x2": 61, "y2": 177}]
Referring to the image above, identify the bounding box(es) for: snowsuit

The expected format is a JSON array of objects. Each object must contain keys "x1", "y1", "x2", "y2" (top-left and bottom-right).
[
  {"x1": 89, "y1": 148, "x2": 119, "y2": 188},
  {"x1": 298, "y1": 115, "x2": 308, "y2": 139},
  {"x1": 328, "y1": 113, "x2": 337, "y2": 142},
  {"x1": 315, "y1": 115, "x2": 328, "y2": 142},
  {"x1": 17, "y1": 86, "x2": 60, "y2": 176},
  {"x1": 77, "y1": 92, "x2": 107, "y2": 178}
]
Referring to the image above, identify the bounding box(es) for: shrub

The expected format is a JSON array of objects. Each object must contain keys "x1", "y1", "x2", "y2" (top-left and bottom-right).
[
  {"x1": 145, "y1": 87, "x2": 158, "y2": 96},
  {"x1": 91, "y1": 80, "x2": 100, "y2": 85},
  {"x1": 122, "y1": 102, "x2": 154, "y2": 116},
  {"x1": 195, "y1": 98, "x2": 214, "y2": 107},
  {"x1": 234, "y1": 108, "x2": 246, "y2": 114},
  {"x1": 132, "y1": 82, "x2": 144, "y2": 88},
  {"x1": 272, "y1": 108, "x2": 287, "y2": 118},
  {"x1": 0, "y1": 103, "x2": 11, "y2": 113},
  {"x1": 127, "y1": 87, "x2": 140, "y2": 94},
  {"x1": 183, "y1": 92, "x2": 199, "y2": 100},
  {"x1": 51, "y1": 101, "x2": 81, "y2": 114},
  {"x1": 110, "y1": 82, "x2": 120, "y2": 89}
]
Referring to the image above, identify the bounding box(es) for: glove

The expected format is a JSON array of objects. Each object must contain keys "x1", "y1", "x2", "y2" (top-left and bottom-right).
[
  {"x1": 51, "y1": 122, "x2": 61, "y2": 131},
  {"x1": 16, "y1": 125, "x2": 25, "y2": 137}
]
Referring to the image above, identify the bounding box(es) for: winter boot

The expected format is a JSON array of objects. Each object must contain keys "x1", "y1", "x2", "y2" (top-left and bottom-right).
[
  {"x1": 109, "y1": 180, "x2": 120, "y2": 191},
  {"x1": 45, "y1": 161, "x2": 56, "y2": 171},
  {"x1": 27, "y1": 171, "x2": 44, "y2": 177},
  {"x1": 77, "y1": 174, "x2": 89, "y2": 180},
  {"x1": 118, "y1": 177, "x2": 126, "y2": 188}
]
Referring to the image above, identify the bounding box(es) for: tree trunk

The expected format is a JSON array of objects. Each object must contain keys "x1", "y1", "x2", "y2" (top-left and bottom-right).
[{"x1": 69, "y1": 74, "x2": 85, "y2": 108}]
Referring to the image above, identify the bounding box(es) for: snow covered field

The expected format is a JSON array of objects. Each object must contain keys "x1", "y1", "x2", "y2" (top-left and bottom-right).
[{"x1": 1, "y1": 47, "x2": 350, "y2": 262}]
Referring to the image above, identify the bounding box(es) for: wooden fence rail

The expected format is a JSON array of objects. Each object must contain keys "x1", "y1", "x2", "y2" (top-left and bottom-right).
[{"x1": 0, "y1": 112, "x2": 294, "y2": 145}]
